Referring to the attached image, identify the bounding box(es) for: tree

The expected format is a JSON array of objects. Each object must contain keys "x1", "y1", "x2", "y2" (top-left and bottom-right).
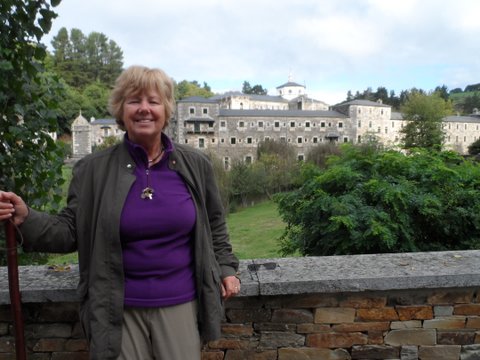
[
  {"x1": 0, "y1": 0, "x2": 65, "y2": 263},
  {"x1": 242, "y1": 81, "x2": 268, "y2": 95},
  {"x1": 175, "y1": 80, "x2": 214, "y2": 100},
  {"x1": 462, "y1": 93, "x2": 480, "y2": 115},
  {"x1": 375, "y1": 86, "x2": 389, "y2": 104},
  {"x1": 346, "y1": 90, "x2": 353, "y2": 101},
  {"x1": 400, "y1": 92, "x2": 451, "y2": 151},
  {"x1": 256, "y1": 140, "x2": 300, "y2": 196},
  {"x1": 51, "y1": 27, "x2": 123, "y2": 88},
  {"x1": 468, "y1": 138, "x2": 480, "y2": 156},
  {"x1": 306, "y1": 143, "x2": 342, "y2": 169},
  {"x1": 465, "y1": 83, "x2": 480, "y2": 92},
  {"x1": 275, "y1": 145, "x2": 480, "y2": 257},
  {"x1": 434, "y1": 85, "x2": 449, "y2": 101}
]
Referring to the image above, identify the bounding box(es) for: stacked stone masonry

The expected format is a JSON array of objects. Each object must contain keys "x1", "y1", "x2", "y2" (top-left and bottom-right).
[{"x1": 1, "y1": 251, "x2": 479, "y2": 359}]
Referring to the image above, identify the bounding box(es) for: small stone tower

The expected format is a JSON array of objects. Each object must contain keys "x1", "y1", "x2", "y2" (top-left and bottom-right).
[{"x1": 71, "y1": 112, "x2": 92, "y2": 158}]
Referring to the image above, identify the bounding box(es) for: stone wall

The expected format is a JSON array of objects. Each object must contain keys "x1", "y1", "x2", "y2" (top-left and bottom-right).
[{"x1": 1, "y1": 250, "x2": 479, "y2": 359}]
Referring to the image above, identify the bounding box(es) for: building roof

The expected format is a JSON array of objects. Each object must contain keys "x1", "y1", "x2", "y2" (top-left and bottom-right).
[
  {"x1": 444, "y1": 115, "x2": 480, "y2": 123},
  {"x1": 91, "y1": 118, "x2": 117, "y2": 125},
  {"x1": 391, "y1": 112, "x2": 404, "y2": 120},
  {"x1": 72, "y1": 113, "x2": 89, "y2": 126},
  {"x1": 276, "y1": 81, "x2": 305, "y2": 89},
  {"x1": 178, "y1": 96, "x2": 218, "y2": 103},
  {"x1": 335, "y1": 99, "x2": 390, "y2": 108},
  {"x1": 219, "y1": 109, "x2": 346, "y2": 118},
  {"x1": 290, "y1": 95, "x2": 329, "y2": 106}
]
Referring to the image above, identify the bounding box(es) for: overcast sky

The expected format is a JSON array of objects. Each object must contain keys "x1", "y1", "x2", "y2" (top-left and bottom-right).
[{"x1": 43, "y1": 0, "x2": 480, "y2": 104}]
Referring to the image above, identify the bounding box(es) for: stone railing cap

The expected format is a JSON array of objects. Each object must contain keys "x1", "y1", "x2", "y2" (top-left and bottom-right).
[{"x1": 1, "y1": 250, "x2": 480, "y2": 304}]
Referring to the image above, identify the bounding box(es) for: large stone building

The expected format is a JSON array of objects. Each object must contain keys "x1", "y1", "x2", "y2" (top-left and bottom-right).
[
  {"x1": 172, "y1": 81, "x2": 480, "y2": 168},
  {"x1": 71, "y1": 79, "x2": 480, "y2": 164}
]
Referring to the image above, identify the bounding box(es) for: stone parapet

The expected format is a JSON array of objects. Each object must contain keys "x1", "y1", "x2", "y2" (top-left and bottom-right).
[{"x1": 1, "y1": 250, "x2": 479, "y2": 359}]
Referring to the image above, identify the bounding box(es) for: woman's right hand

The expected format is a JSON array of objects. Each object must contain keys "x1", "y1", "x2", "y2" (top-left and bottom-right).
[{"x1": 0, "y1": 191, "x2": 28, "y2": 226}]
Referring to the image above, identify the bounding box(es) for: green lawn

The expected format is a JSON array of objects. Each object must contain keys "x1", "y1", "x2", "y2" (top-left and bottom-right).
[
  {"x1": 227, "y1": 200, "x2": 284, "y2": 259},
  {"x1": 47, "y1": 200, "x2": 285, "y2": 265}
]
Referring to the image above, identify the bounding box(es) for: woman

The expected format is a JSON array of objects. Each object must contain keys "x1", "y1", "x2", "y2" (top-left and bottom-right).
[{"x1": 0, "y1": 65, "x2": 240, "y2": 360}]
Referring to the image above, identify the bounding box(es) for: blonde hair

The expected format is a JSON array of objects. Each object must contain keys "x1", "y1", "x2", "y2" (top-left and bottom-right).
[{"x1": 108, "y1": 65, "x2": 175, "y2": 130}]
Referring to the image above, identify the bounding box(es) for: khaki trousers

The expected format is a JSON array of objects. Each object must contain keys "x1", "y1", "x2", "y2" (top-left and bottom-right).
[{"x1": 117, "y1": 301, "x2": 201, "y2": 360}]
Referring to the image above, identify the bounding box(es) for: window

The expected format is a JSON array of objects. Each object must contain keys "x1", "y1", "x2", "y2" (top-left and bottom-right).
[
  {"x1": 290, "y1": 121, "x2": 296, "y2": 128},
  {"x1": 245, "y1": 156, "x2": 252, "y2": 164},
  {"x1": 202, "y1": 108, "x2": 208, "y2": 115},
  {"x1": 224, "y1": 157, "x2": 230, "y2": 170},
  {"x1": 358, "y1": 121, "x2": 361, "y2": 128},
  {"x1": 357, "y1": 135, "x2": 362, "y2": 143},
  {"x1": 274, "y1": 121, "x2": 280, "y2": 128},
  {"x1": 220, "y1": 121, "x2": 226, "y2": 129},
  {"x1": 185, "y1": 139, "x2": 188, "y2": 144},
  {"x1": 297, "y1": 137, "x2": 303, "y2": 144},
  {"x1": 211, "y1": 138, "x2": 215, "y2": 143},
  {"x1": 199, "y1": 138, "x2": 205, "y2": 148},
  {"x1": 258, "y1": 121, "x2": 264, "y2": 128},
  {"x1": 313, "y1": 137, "x2": 318, "y2": 143},
  {"x1": 385, "y1": 127, "x2": 388, "y2": 134},
  {"x1": 189, "y1": 107, "x2": 195, "y2": 115},
  {"x1": 305, "y1": 121, "x2": 311, "y2": 128},
  {"x1": 280, "y1": 137, "x2": 286, "y2": 142},
  {"x1": 343, "y1": 137, "x2": 348, "y2": 143},
  {"x1": 320, "y1": 122, "x2": 325, "y2": 128},
  {"x1": 338, "y1": 122, "x2": 343, "y2": 128},
  {"x1": 246, "y1": 137, "x2": 253, "y2": 144},
  {"x1": 369, "y1": 121, "x2": 372, "y2": 128},
  {"x1": 230, "y1": 137, "x2": 236, "y2": 145},
  {"x1": 221, "y1": 138, "x2": 225, "y2": 143},
  {"x1": 239, "y1": 121, "x2": 244, "y2": 128},
  {"x1": 297, "y1": 154, "x2": 304, "y2": 161}
]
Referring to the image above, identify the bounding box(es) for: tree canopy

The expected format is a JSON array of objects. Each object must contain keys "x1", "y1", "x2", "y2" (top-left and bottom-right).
[
  {"x1": 1, "y1": 1, "x2": 65, "y2": 227},
  {"x1": 175, "y1": 80, "x2": 213, "y2": 100},
  {"x1": 400, "y1": 92, "x2": 452, "y2": 151},
  {"x1": 242, "y1": 81, "x2": 268, "y2": 95},
  {"x1": 50, "y1": 27, "x2": 124, "y2": 88}
]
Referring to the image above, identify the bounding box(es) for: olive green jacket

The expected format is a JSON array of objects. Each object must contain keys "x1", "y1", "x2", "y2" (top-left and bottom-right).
[{"x1": 20, "y1": 140, "x2": 239, "y2": 359}]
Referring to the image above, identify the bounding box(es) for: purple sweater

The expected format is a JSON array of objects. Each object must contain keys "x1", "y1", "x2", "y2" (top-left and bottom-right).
[{"x1": 120, "y1": 135, "x2": 197, "y2": 307}]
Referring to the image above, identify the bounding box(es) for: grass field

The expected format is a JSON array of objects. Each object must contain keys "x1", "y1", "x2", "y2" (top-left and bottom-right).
[
  {"x1": 47, "y1": 199, "x2": 285, "y2": 265},
  {"x1": 227, "y1": 200, "x2": 284, "y2": 259}
]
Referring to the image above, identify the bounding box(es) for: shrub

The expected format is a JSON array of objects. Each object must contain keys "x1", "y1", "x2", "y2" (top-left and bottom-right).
[{"x1": 275, "y1": 144, "x2": 480, "y2": 256}]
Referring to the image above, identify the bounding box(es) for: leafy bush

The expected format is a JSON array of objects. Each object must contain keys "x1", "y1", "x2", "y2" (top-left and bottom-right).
[{"x1": 275, "y1": 144, "x2": 480, "y2": 256}]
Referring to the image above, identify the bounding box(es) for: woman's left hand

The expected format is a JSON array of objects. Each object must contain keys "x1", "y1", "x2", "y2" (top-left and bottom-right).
[{"x1": 221, "y1": 275, "x2": 241, "y2": 300}]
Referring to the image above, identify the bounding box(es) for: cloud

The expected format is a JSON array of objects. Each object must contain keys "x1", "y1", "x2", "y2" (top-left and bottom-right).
[{"x1": 44, "y1": 0, "x2": 480, "y2": 104}]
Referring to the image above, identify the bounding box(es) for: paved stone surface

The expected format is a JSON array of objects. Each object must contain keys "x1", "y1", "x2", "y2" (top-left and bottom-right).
[{"x1": 1, "y1": 250, "x2": 480, "y2": 304}]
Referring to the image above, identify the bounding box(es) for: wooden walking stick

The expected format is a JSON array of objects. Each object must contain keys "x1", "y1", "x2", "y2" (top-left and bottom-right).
[{"x1": 5, "y1": 220, "x2": 27, "y2": 360}]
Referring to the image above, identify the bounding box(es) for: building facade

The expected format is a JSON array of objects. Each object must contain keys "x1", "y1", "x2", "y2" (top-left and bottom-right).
[
  {"x1": 71, "y1": 80, "x2": 480, "y2": 162},
  {"x1": 172, "y1": 82, "x2": 480, "y2": 167}
]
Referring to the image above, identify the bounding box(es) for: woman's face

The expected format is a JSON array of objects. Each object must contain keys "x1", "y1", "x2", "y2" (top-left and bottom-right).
[{"x1": 122, "y1": 90, "x2": 166, "y2": 145}]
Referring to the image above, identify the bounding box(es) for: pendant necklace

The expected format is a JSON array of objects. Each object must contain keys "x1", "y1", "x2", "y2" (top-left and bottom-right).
[{"x1": 141, "y1": 146, "x2": 164, "y2": 200}]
